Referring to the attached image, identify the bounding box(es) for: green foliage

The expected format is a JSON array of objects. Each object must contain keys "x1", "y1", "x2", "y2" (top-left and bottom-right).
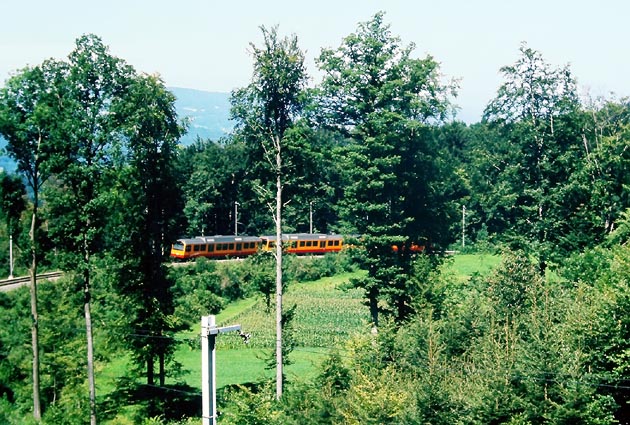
[
  {"x1": 317, "y1": 351, "x2": 351, "y2": 393},
  {"x1": 244, "y1": 252, "x2": 276, "y2": 311},
  {"x1": 467, "y1": 43, "x2": 630, "y2": 265},
  {"x1": 5, "y1": 9, "x2": 630, "y2": 423},
  {"x1": 0, "y1": 172, "x2": 28, "y2": 276},
  {"x1": 0, "y1": 172, "x2": 25, "y2": 238},
  {"x1": 177, "y1": 140, "x2": 246, "y2": 236},
  {"x1": 0, "y1": 289, "x2": 31, "y2": 413},
  {"x1": 170, "y1": 264, "x2": 225, "y2": 325},
  {"x1": 337, "y1": 366, "x2": 411, "y2": 424},
  {"x1": 234, "y1": 252, "x2": 624, "y2": 424},
  {"x1": 0, "y1": 272, "x2": 125, "y2": 422},
  {"x1": 229, "y1": 25, "x2": 308, "y2": 235},
  {"x1": 314, "y1": 12, "x2": 457, "y2": 327},
  {"x1": 220, "y1": 381, "x2": 282, "y2": 424},
  {"x1": 283, "y1": 252, "x2": 355, "y2": 284},
  {"x1": 264, "y1": 303, "x2": 297, "y2": 373}
]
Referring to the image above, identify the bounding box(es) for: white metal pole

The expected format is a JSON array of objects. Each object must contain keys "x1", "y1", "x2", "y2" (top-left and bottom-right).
[
  {"x1": 201, "y1": 315, "x2": 217, "y2": 425},
  {"x1": 234, "y1": 202, "x2": 239, "y2": 236},
  {"x1": 462, "y1": 205, "x2": 466, "y2": 248},
  {"x1": 309, "y1": 202, "x2": 313, "y2": 234},
  {"x1": 9, "y1": 235, "x2": 13, "y2": 279},
  {"x1": 201, "y1": 316, "x2": 242, "y2": 425}
]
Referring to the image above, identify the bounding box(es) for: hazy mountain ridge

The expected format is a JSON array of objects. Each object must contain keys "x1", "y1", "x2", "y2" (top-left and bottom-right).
[
  {"x1": 169, "y1": 87, "x2": 234, "y2": 145},
  {"x1": 0, "y1": 87, "x2": 233, "y2": 173},
  {"x1": 0, "y1": 137, "x2": 15, "y2": 173}
]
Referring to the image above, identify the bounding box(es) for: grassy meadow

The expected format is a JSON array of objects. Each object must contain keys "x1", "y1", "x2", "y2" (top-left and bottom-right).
[
  {"x1": 446, "y1": 252, "x2": 502, "y2": 280},
  {"x1": 175, "y1": 270, "x2": 370, "y2": 389}
]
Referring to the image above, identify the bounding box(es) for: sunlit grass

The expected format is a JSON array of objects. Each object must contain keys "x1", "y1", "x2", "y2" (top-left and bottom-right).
[
  {"x1": 176, "y1": 271, "x2": 369, "y2": 390},
  {"x1": 176, "y1": 346, "x2": 330, "y2": 389},
  {"x1": 446, "y1": 253, "x2": 501, "y2": 280}
]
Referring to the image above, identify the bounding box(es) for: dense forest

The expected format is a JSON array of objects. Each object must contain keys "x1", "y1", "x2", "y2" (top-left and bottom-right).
[{"x1": 1, "y1": 11, "x2": 630, "y2": 424}]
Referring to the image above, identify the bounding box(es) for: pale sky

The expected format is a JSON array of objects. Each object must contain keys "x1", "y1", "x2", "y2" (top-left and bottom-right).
[{"x1": 1, "y1": 0, "x2": 628, "y2": 122}]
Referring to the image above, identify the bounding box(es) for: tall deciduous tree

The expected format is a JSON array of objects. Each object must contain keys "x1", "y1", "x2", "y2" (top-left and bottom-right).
[
  {"x1": 231, "y1": 25, "x2": 307, "y2": 399},
  {"x1": 314, "y1": 12, "x2": 456, "y2": 327},
  {"x1": 44, "y1": 34, "x2": 134, "y2": 425},
  {"x1": 570, "y1": 99, "x2": 630, "y2": 247},
  {"x1": 481, "y1": 43, "x2": 582, "y2": 269},
  {"x1": 0, "y1": 59, "x2": 67, "y2": 420}
]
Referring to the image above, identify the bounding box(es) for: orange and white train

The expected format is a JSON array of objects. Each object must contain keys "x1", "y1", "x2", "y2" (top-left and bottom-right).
[{"x1": 169, "y1": 233, "x2": 344, "y2": 260}]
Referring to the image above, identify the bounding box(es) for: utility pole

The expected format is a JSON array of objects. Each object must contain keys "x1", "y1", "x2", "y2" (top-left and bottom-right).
[
  {"x1": 9, "y1": 235, "x2": 13, "y2": 279},
  {"x1": 234, "y1": 201, "x2": 239, "y2": 236},
  {"x1": 462, "y1": 205, "x2": 466, "y2": 248},
  {"x1": 309, "y1": 201, "x2": 313, "y2": 234},
  {"x1": 201, "y1": 315, "x2": 248, "y2": 425}
]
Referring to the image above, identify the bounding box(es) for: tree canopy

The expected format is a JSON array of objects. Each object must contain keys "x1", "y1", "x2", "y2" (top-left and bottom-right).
[
  {"x1": 314, "y1": 12, "x2": 457, "y2": 326},
  {"x1": 3, "y1": 12, "x2": 630, "y2": 425}
]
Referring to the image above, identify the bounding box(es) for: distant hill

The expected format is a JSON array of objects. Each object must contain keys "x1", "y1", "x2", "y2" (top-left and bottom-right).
[
  {"x1": 0, "y1": 88, "x2": 234, "y2": 173},
  {"x1": 0, "y1": 137, "x2": 15, "y2": 173},
  {"x1": 169, "y1": 87, "x2": 234, "y2": 145}
]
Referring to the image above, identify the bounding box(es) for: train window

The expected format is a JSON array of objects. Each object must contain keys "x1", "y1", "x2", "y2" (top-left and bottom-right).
[
  {"x1": 208, "y1": 244, "x2": 214, "y2": 252},
  {"x1": 334, "y1": 240, "x2": 340, "y2": 246},
  {"x1": 201, "y1": 244, "x2": 207, "y2": 251},
  {"x1": 194, "y1": 245, "x2": 201, "y2": 252},
  {"x1": 221, "y1": 244, "x2": 229, "y2": 251},
  {"x1": 228, "y1": 243, "x2": 234, "y2": 250},
  {"x1": 306, "y1": 241, "x2": 312, "y2": 247},
  {"x1": 320, "y1": 241, "x2": 326, "y2": 248},
  {"x1": 185, "y1": 246, "x2": 191, "y2": 252},
  {"x1": 299, "y1": 241, "x2": 305, "y2": 247},
  {"x1": 173, "y1": 242, "x2": 184, "y2": 250},
  {"x1": 236, "y1": 243, "x2": 242, "y2": 251}
]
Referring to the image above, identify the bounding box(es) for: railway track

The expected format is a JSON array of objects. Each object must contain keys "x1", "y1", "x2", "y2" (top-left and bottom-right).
[{"x1": 0, "y1": 271, "x2": 63, "y2": 291}]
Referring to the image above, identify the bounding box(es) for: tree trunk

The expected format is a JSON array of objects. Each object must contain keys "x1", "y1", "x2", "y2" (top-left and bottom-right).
[
  {"x1": 83, "y1": 245, "x2": 97, "y2": 425},
  {"x1": 29, "y1": 207, "x2": 41, "y2": 421},
  {"x1": 147, "y1": 357, "x2": 154, "y2": 386},
  {"x1": 159, "y1": 353, "x2": 165, "y2": 387},
  {"x1": 275, "y1": 137, "x2": 283, "y2": 401},
  {"x1": 85, "y1": 292, "x2": 96, "y2": 425},
  {"x1": 369, "y1": 290, "x2": 379, "y2": 333}
]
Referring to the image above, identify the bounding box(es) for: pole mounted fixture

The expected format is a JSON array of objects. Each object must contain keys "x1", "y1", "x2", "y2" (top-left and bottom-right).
[{"x1": 201, "y1": 315, "x2": 246, "y2": 425}]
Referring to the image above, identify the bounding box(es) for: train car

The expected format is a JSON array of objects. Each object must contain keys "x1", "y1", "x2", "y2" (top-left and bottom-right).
[
  {"x1": 391, "y1": 242, "x2": 426, "y2": 254},
  {"x1": 260, "y1": 233, "x2": 344, "y2": 255},
  {"x1": 170, "y1": 235, "x2": 262, "y2": 260}
]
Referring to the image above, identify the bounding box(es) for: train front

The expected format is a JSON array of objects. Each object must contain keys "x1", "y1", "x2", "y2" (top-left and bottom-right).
[{"x1": 170, "y1": 239, "x2": 190, "y2": 259}]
